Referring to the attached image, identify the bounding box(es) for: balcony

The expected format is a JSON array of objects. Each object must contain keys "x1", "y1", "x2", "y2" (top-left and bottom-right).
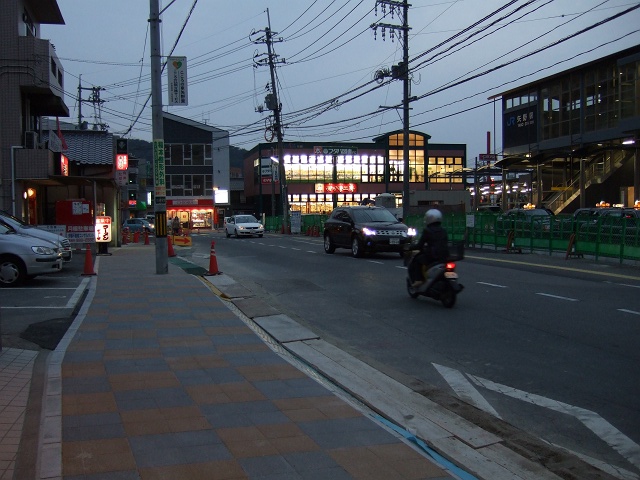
[{"x1": 18, "y1": 36, "x2": 68, "y2": 117}]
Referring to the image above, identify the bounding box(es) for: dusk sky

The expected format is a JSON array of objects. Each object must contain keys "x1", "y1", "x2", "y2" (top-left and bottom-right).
[{"x1": 44, "y1": 1, "x2": 640, "y2": 158}]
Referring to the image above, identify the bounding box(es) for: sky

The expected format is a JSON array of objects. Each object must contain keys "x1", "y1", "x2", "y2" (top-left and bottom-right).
[{"x1": 43, "y1": 1, "x2": 640, "y2": 159}]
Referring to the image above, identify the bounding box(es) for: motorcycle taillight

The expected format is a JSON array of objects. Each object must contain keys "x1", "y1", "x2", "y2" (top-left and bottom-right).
[{"x1": 445, "y1": 262, "x2": 456, "y2": 270}]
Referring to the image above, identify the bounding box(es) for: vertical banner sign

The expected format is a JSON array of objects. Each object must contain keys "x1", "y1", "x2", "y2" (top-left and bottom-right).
[
  {"x1": 167, "y1": 56, "x2": 188, "y2": 106},
  {"x1": 95, "y1": 216, "x2": 112, "y2": 243},
  {"x1": 115, "y1": 138, "x2": 128, "y2": 170},
  {"x1": 153, "y1": 140, "x2": 166, "y2": 198}
]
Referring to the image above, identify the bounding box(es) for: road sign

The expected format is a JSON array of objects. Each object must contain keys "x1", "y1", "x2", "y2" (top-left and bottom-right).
[{"x1": 172, "y1": 235, "x2": 192, "y2": 247}]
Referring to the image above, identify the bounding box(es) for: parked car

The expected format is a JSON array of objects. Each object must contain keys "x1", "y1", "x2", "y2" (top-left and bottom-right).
[
  {"x1": 577, "y1": 207, "x2": 640, "y2": 240},
  {"x1": 225, "y1": 215, "x2": 264, "y2": 238},
  {"x1": 0, "y1": 210, "x2": 72, "y2": 261},
  {"x1": 0, "y1": 220, "x2": 63, "y2": 287},
  {"x1": 476, "y1": 205, "x2": 502, "y2": 214},
  {"x1": 496, "y1": 208, "x2": 554, "y2": 234},
  {"x1": 123, "y1": 218, "x2": 154, "y2": 234},
  {"x1": 323, "y1": 205, "x2": 417, "y2": 258}
]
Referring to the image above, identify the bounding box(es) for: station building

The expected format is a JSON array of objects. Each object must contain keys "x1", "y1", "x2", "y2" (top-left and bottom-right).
[
  {"x1": 242, "y1": 131, "x2": 468, "y2": 217},
  {"x1": 494, "y1": 44, "x2": 640, "y2": 212}
]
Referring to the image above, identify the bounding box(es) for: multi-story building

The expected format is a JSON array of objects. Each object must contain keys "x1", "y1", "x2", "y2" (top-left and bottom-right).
[
  {"x1": 163, "y1": 113, "x2": 230, "y2": 230},
  {"x1": 0, "y1": 0, "x2": 69, "y2": 221},
  {"x1": 495, "y1": 45, "x2": 640, "y2": 212},
  {"x1": 243, "y1": 131, "x2": 468, "y2": 217}
]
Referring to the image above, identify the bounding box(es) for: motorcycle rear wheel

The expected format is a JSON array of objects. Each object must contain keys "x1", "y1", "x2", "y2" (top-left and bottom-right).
[{"x1": 440, "y1": 288, "x2": 456, "y2": 308}]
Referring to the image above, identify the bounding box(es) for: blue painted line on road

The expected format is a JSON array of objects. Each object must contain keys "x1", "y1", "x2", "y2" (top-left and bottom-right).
[{"x1": 372, "y1": 413, "x2": 478, "y2": 480}]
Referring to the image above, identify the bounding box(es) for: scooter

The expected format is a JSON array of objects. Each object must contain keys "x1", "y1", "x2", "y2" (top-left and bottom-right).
[{"x1": 403, "y1": 249, "x2": 464, "y2": 308}]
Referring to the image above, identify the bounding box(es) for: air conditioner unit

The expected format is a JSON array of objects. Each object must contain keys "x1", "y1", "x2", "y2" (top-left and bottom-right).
[{"x1": 24, "y1": 131, "x2": 38, "y2": 149}]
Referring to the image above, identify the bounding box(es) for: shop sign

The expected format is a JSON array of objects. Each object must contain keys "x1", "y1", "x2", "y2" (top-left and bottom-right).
[
  {"x1": 153, "y1": 139, "x2": 166, "y2": 197},
  {"x1": 314, "y1": 146, "x2": 358, "y2": 155},
  {"x1": 95, "y1": 216, "x2": 111, "y2": 243},
  {"x1": 172, "y1": 199, "x2": 199, "y2": 206},
  {"x1": 66, "y1": 224, "x2": 95, "y2": 244},
  {"x1": 478, "y1": 154, "x2": 496, "y2": 167},
  {"x1": 322, "y1": 183, "x2": 358, "y2": 194},
  {"x1": 60, "y1": 154, "x2": 69, "y2": 176},
  {"x1": 115, "y1": 170, "x2": 128, "y2": 186}
]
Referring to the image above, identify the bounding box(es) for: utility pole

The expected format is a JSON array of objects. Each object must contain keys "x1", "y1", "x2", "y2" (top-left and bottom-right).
[
  {"x1": 77, "y1": 76, "x2": 108, "y2": 131},
  {"x1": 252, "y1": 9, "x2": 288, "y2": 233},
  {"x1": 149, "y1": 0, "x2": 168, "y2": 274},
  {"x1": 371, "y1": 0, "x2": 411, "y2": 220}
]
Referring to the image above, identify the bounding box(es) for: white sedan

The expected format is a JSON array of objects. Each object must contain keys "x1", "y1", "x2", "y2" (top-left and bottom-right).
[{"x1": 225, "y1": 215, "x2": 264, "y2": 238}]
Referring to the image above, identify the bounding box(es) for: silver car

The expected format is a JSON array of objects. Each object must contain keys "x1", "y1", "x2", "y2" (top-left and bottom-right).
[
  {"x1": 0, "y1": 221, "x2": 63, "y2": 287},
  {"x1": 225, "y1": 215, "x2": 264, "y2": 238},
  {"x1": 0, "y1": 210, "x2": 72, "y2": 261}
]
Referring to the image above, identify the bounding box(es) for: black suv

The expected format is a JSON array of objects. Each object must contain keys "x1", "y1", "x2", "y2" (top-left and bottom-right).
[{"x1": 323, "y1": 206, "x2": 417, "y2": 257}]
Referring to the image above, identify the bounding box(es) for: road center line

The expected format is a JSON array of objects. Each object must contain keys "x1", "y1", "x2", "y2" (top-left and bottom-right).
[
  {"x1": 535, "y1": 292, "x2": 578, "y2": 301},
  {"x1": 477, "y1": 282, "x2": 507, "y2": 288},
  {"x1": 618, "y1": 309, "x2": 640, "y2": 315}
]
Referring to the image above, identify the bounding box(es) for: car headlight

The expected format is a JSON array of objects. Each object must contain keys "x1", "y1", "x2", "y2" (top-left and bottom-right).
[
  {"x1": 238, "y1": 225, "x2": 245, "y2": 230},
  {"x1": 32, "y1": 246, "x2": 56, "y2": 255},
  {"x1": 362, "y1": 227, "x2": 376, "y2": 236},
  {"x1": 407, "y1": 227, "x2": 417, "y2": 236}
]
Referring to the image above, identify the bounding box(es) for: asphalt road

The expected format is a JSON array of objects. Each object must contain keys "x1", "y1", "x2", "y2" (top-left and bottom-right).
[{"x1": 184, "y1": 231, "x2": 640, "y2": 479}]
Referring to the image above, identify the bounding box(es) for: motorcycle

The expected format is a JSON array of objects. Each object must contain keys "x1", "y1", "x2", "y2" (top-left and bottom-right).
[{"x1": 403, "y1": 243, "x2": 464, "y2": 308}]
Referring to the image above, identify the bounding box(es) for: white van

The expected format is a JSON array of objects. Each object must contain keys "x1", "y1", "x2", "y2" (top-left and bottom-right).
[{"x1": 0, "y1": 210, "x2": 72, "y2": 261}]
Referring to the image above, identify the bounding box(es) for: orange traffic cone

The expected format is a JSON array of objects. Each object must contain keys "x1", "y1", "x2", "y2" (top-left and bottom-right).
[
  {"x1": 204, "y1": 240, "x2": 221, "y2": 275},
  {"x1": 167, "y1": 236, "x2": 176, "y2": 257},
  {"x1": 144, "y1": 230, "x2": 150, "y2": 245},
  {"x1": 81, "y1": 244, "x2": 96, "y2": 276}
]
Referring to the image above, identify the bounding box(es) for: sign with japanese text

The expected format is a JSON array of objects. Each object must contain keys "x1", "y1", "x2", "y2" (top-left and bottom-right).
[
  {"x1": 60, "y1": 154, "x2": 69, "y2": 176},
  {"x1": 66, "y1": 224, "x2": 95, "y2": 244},
  {"x1": 95, "y1": 216, "x2": 111, "y2": 243},
  {"x1": 116, "y1": 154, "x2": 128, "y2": 170},
  {"x1": 317, "y1": 183, "x2": 358, "y2": 194},
  {"x1": 167, "y1": 56, "x2": 188, "y2": 106},
  {"x1": 153, "y1": 139, "x2": 166, "y2": 198},
  {"x1": 313, "y1": 146, "x2": 358, "y2": 156},
  {"x1": 478, "y1": 154, "x2": 497, "y2": 167},
  {"x1": 115, "y1": 170, "x2": 128, "y2": 187}
]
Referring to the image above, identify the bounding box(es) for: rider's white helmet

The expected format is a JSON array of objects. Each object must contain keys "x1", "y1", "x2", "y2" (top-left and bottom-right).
[{"x1": 424, "y1": 209, "x2": 443, "y2": 226}]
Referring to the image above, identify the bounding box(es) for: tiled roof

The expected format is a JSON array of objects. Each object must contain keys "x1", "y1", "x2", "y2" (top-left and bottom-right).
[{"x1": 44, "y1": 130, "x2": 114, "y2": 165}]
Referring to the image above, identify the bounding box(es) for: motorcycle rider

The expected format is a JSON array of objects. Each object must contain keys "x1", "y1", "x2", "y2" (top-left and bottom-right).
[{"x1": 410, "y1": 209, "x2": 450, "y2": 288}]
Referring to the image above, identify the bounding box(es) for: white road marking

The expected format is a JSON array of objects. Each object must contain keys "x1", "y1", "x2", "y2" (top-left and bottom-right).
[
  {"x1": 536, "y1": 292, "x2": 578, "y2": 301},
  {"x1": 291, "y1": 248, "x2": 301, "y2": 251},
  {"x1": 306, "y1": 251, "x2": 316, "y2": 254},
  {"x1": 432, "y1": 363, "x2": 501, "y2": 418},
  {"x1": 368, "y1": 260, "x2": 384, "y2": 265},
  {"x1": 550, "y1": 442, "x2": 639, "y2": 480},
  {"x1": 469, "y1": 375, "x2": 640, "y2": 471},
  {"x1": 477, "y1": 282, "x2": 507, "y2": 288},
  {"x1": 618, "y1": 309, "x2": 640, "y2": 316}
]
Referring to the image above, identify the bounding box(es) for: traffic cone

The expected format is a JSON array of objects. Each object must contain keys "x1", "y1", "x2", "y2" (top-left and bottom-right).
[
  {"x1": 144, "y1": 230, "x2": 150, "y2": 245},
  {"x1": 81, "y1": 244, "x2": 96, "y2": 276},
  {"x1": 167, "y1": 236, "x2": 176, "y2": 257},
  {"x1": 133, "y1": 231, "x2": 140, "y2": 243},
  {"x1": 204, "y1": 240, "x2": 221, "y2": 275}
]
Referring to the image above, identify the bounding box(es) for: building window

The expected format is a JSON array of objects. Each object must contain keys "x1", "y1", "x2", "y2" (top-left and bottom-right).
[
  {"x1": 428, "y1": 156, "x2": 463, "y2": 183},
  {"x1": 620, "y1": 60, "x2": 639, "y2": 119},
  {"x1": 192, "y1": 144, "x2": 204, "y2": 166}
]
